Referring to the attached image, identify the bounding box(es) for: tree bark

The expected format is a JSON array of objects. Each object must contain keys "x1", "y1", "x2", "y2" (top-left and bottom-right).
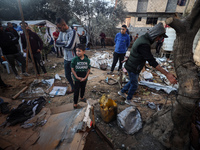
[
  {"x1": 165, "y1": 1, "x2": 200, "y2": 149},
  {"x1": 143, "y1": 1, "x2": 200, "y2": 149}
]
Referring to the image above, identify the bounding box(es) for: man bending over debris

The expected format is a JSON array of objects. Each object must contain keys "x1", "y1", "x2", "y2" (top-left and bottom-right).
[
  {"x1": 56, "y1": 18, "x2": 80, "y2": 94},
  {"x1": 118, "y1": 23, "x2": 177, "y2": 105}
]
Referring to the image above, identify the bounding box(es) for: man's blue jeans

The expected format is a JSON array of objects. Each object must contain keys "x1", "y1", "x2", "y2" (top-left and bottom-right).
[
  {"x1": 64, "y1": 60, "x2": 74, "y2": 90},
  {"x1": 121, "y1": 71, "x2": 139, "y2": 100}
]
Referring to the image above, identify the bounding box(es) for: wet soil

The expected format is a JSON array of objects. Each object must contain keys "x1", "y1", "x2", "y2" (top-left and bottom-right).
[{"x1": 0, "y1": 46, "x2": 176, "y2": 149}]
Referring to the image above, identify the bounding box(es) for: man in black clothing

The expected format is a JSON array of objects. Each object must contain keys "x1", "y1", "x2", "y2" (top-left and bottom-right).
[
  {"x1": 5, "y1": 22, "x2": 19, "y2": 40},
  {"x1": 99, "y1": 32, "x2": 106, "y2": 48},
  {"x1": 0, "y1": 23, "x2": 29, "y2": 80},
  {"x1": 21, "y1": 23, "x2": 47, "y2": 76},
  {"x1": 79, "y1": 31, "x2": 87, "y2": 46}
]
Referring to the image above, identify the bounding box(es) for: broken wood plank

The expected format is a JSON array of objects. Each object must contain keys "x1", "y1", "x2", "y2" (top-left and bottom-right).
[{"x1": 12, "y1": 86, "x2": 28, "y2": 100}]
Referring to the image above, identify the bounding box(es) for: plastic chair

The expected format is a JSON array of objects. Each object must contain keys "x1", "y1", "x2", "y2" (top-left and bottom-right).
[{"x1": 2, "y1": 61, "x2": 10, "y2": 74}]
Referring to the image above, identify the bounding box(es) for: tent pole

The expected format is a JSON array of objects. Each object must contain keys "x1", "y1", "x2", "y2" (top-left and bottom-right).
[{"x1": 17, "y1": 0, "x2": 37, "y2": 77}]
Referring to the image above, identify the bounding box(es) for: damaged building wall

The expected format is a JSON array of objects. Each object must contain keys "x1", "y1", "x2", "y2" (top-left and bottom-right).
[{"x1": 146, "y1": 0, "x2": 168, "y2": 12}]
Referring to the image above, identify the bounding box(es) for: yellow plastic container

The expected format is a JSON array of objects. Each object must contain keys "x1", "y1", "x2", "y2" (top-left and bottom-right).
[{"x1": 99, "y1": 94, "x2": 118, "y2": 123}]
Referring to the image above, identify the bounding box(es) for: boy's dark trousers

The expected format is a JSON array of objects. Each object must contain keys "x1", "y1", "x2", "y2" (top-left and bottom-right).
[{"x1": 74, "y1": 80, "x2": 87, "y2": 104}]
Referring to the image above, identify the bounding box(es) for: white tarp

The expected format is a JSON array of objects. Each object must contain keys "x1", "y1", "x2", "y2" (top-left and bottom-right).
[
  {"x1": 139, "y1": 80, "x2": 177, "y2": 94},
  {"x1": 90, "y1": 51, "x2": 130, "y2": 69}
]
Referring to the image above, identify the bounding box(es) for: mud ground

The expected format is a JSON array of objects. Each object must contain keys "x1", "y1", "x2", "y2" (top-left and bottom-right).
[{"x1": 0, "y1": 46, "x2": 176, "y2": 149}]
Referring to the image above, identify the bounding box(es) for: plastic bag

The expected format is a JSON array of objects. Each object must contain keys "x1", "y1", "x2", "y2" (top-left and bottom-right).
[{"x1": 117, "y1": 106, "x2": 142, "y2": 134}]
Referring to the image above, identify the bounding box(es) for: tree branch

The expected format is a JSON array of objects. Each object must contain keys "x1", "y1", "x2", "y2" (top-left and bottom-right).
[
  {"x1": 165, "y1": 17, "x2": 185, "y2": 33},
  {"x1": 186, "y1": 0, "x2": 200, "y2": 30}
]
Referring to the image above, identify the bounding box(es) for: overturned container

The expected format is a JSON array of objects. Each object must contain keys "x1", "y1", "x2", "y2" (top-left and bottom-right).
[{"x1": 99, "y1": 94, "x2": 117, "y2": 123}]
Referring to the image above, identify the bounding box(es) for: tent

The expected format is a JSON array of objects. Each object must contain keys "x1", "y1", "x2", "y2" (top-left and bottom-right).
[
  {"x1": 2, "y1": 20, "x2": 56, "y2": 38},
  {"x1": 2, "y1": 20, "x2": 57, "y2": 53}
]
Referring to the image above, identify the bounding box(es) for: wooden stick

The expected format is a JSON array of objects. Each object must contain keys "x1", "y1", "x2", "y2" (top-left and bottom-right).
[
  {"x1": 12, "y1": 86, "x2": 28, "y2": 100},
  {"x1": 91, "y1": 106, "x2": 95, "y2": 128},
  {"x1": 17, "y1": 0, "x2": 37, "y2": 76}
]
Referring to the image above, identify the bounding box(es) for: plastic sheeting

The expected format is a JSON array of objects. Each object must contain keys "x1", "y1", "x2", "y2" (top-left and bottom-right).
[
  {"x1": 139, "y1": 80, "x2": 177, "y2": 94},
  {"x1": 117, "y1": 106, "x2": 142, "y2": 134}
]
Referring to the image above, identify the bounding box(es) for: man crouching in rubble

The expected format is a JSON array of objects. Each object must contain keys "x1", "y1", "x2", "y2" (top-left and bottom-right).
[{"x1": 118, "y1": 22, "x2": 177, "y2": 105}]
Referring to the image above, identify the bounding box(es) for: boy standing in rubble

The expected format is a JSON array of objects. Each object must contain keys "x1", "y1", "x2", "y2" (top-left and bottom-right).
[{"x1": 71, "y1": 44, "x2": 90, "y2": 109}]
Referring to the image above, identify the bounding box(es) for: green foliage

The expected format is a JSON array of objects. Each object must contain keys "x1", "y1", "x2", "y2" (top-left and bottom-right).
[
  {"x1": 70, "y1": 0, "x2": 127, "y2": 46},
  {"x1": 0, "y1": 0, "x2": 71, "y2": 23},
  {"x1": 33, "y1": 25, "x2": 52, "y2": 55},
  {"x1": 0, "y1": 0, "x2": 127, "y2": 47},
  {"x1": 0, "y1": 0, "x2": 21, "y2": 20}
]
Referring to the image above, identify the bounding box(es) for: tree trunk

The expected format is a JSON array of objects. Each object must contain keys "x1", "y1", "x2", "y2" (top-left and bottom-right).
[
  {"x1": 143, "y1": 1, "x2": 200, "y2": 149},
  {"x1": 171, "y1": 24, "x2": 200, "y2": 149}
]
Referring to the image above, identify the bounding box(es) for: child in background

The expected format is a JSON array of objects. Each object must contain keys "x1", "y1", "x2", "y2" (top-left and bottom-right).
[{"x1": 71, "y1": 44, "x2": 90, "y2": 109}]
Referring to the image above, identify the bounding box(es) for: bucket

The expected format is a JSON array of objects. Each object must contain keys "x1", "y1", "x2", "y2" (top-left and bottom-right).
[{"x1": 99, "y1": 94, "x2": 117, "y2": 123}]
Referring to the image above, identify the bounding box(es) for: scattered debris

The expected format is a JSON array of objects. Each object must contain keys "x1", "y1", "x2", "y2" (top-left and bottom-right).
[
  {"x1": 19, "y1": 79, "x2": 54, "y2": 98},
  {"x1": 55, "y1": 74, "x2": 61, "y2": 80},
  {"x1": 139, "y1": 80, "x2": 177, "y2": 94},
  {"x1": 6, "y1": 97, "x2": 46, "y2": 126},
  {"x1": 147, "y1": 102, "x2": 156, "y2": 110},
  {"x1": 49, "y1": 86, "x2": 68, "y2": 96},
  {"x1": 100, "y1": 63, "x2": 108, "y2": 70},
  {"x1": 12, "y1": 86, "x2": 29, "y2": 100},
  {"x1": 117, "y1": 106, "x2": 142, "y2": 134},
  {"x1": 105, "y1": 77, "x2": 118, "y2": 85}
]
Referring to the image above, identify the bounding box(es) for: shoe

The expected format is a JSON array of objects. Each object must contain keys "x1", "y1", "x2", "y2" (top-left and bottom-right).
[
  {"x1": 15, "y1": 75, "x2": 22, "y2": 80},
  {"x1": 107, "y1": 71, "x2": 113, "y2": 75},
  {"x1": 80, "y1": 98, "x2": 86, "y2": 103},
  {"x1": 66, "y1": 90, "x2": 74, "y2": 94},
  {"x1": 73, "y1": 104, "x2": 78, "y2": 109},
  {"x1": 125, "y1": 99, "x2": 131, "y2": 105},
  {"x1": 118, "y1": 91, "x2": 126, "y2": 99},
  {"x1": 22, "y1": 72, "x2": 30, "y2": 76}
]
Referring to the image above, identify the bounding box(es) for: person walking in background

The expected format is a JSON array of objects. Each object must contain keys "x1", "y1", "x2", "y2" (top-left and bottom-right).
[
  {"x1": 38, "y1": 26, "x2": 51, "y2": 63},
  {"x1": 79, "y1": 30, "x2": 87, "y2": 46},
  {"x1": 108, "y1": 25, "x2": 130, "y2": 75},
  {"x1": 118, "y1": 23, "x2": 177, "y2": 105},
  {"x1": 133, "y1": 33, "x2": 139, "y2": 42},
  {"x1": 56, "y1": 18, "x2": 80, "y2": 94},
  {"x1": 99, "y1": 32, "x2": 106, "y2": 48},
  {"x1": 71, "y1": 44, "x2": 90, "y2": 109},
  {"x1": 53, "y1": 28, "x2": 63, "y2": 58},
  {"x1": 20, "y1": 22, "x2": 47, "y2": 76},
  {"x1": 73, "y1": 27, "x2": 80, "y2": 36},
  {"x1": 0, "y1": 23, "x2": 29, "y2": 80}
]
